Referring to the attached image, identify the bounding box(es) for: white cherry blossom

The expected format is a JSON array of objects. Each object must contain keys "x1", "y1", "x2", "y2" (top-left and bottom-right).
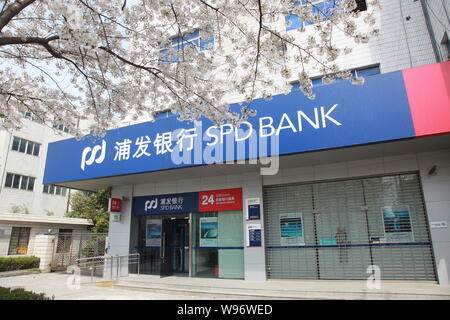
[{"x1": 0, "y1": 0, "x2": 381, "y2": 137}]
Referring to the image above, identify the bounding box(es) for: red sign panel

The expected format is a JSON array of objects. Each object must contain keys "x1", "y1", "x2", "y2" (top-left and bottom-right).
[
  {"x1": 198, "y1": 188, "x2": 242, "y2": 212},
  {"x1": 109, "y1": 198, "x2": 122, "y2": 212}
]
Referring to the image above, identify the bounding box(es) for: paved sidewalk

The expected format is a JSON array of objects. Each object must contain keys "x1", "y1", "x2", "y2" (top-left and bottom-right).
[
  {"x1": 0, "y1": 273, "x2": 226, "y2": 300},
  {"x1": 115, "y1": 274, "x2": 450, "y2": 300},
  {"x1": 1, "y1": 272, "x2": 449, "y2": 300}
]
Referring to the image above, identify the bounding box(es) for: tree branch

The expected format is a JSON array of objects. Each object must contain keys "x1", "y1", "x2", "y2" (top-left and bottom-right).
[{"x1": 0, "y1": 0, "x2": 36, "y2": 32}]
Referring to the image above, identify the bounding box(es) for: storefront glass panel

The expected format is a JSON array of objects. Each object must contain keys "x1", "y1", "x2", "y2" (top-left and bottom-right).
[
  {"x1": 134, "y1": 211, "x2": 244, "y2": 279},
  {"x1": 191, "y1": 211, "x2": 244, "y2": 279}
]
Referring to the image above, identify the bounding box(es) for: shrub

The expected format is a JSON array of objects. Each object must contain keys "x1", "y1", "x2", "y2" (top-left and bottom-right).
[
  {"x1": 0, "y1": 286, "x2": 53, "y2": 300},
  {"x1": 0, "y1": 256, "x2": 40, "y2": 272}
]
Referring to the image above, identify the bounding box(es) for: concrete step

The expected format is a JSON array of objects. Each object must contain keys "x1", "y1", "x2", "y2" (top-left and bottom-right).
[{"x1": 113, "y1": 278, "x2": 450, "y2": 300}]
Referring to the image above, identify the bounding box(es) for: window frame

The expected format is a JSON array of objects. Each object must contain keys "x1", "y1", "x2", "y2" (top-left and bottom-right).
[
  {"x1": 43, "y1": 184, "x2": 68, "y2": 196},
  {"x1": 11, "y1": 136, "x2": 41, "y2": 157},
  {"x1": 4, "y1": 173, "x2": 36, "y2": 191},
  {"x1": 7, "y1": 227, "x2": 31, "y2": 255},
  {"x1": 291, "y1": 65, "x2": 380, "y2": 90},
  {"x1": 159, "y1": 29, "x2": 214, "y2": 63},
  {"x1": 285, "y1": 0, "x2": 367, "y2": 31}
]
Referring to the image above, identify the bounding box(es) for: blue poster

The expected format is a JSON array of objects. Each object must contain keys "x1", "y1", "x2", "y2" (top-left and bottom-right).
[
  {"x1": 146, "y1": 219, "x2": 161, "y2": 247},
  {"x1": 279, "y1": 213, "x2": 305, "y2": 246},
  {"x1": 200, "y1": 217, "x2": 218, "y2": 247},
  {"x1": 246, "y1": 198, "x2": 261, "y2": 220},
  {"x1": 246, "y1": 223, "x2": 262, "y2": 247},
  {"x1": 381, "y1": 206, "x2": 414, "y2": 242}
]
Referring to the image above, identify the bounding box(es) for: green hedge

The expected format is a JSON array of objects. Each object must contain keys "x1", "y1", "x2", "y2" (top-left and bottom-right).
[
  {"x1": 0, "y1": 286, "x2": 53, "y2": 300},
  {"x1": 0, "y1": 256, "x2": 40, "y2": 272}
]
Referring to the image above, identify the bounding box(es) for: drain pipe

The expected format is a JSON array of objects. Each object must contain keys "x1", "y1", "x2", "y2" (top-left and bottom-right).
[{"x1": 420, "y1": 0, "x2": 442, "y2": 62}]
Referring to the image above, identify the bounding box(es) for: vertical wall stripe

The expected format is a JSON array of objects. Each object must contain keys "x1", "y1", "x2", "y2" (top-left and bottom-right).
[{"x1": 403, "y1": 62, "x2": 450, "y2": 137}]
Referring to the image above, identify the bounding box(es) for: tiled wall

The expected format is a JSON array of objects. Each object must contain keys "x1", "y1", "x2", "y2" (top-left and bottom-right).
[{"x1": 423, "y1": 0, "x2": 450, "y2": 62}]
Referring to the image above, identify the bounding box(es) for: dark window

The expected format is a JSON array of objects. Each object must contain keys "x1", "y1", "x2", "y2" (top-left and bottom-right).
[
  {"x1": 5, "y1": 173, "x2": 13, "y2": 188},
  {"x1": 286, "y1": 0, "x2": 367, "y2": 31},
  {"x1": 33, "y1": 143, "x2": 40, "y2": 156},
  {"x1": 160, "y1": 30, "x2": 214, "y2": 63},
  {"x1": 18, "y1": 139, "x2": 26, "y2": 153},
  {"x1": 43, "y1": 184, "x2": 68, "y2": 196},
  {"x1": 12, "y1": 174, "x2": 20, "y2": 189},
  {"x1": 292, "y1": 65, "x2": 380, "y2": 90},
  {"x1": 11, "y1": 137, "x2": 40, "y2": 157},
  {"x1": 23, "y1": 112, "x2": 33, "y2": 120},
  {"x1": 27, "y1": 177, "x2": 35, "y2": 191},
  {"x1": 20, "y1": 176, "x2": 29, "y2": 190},
  {"x1": 286, "y1": 0, "x2": 339, "y2": 31},
  {"x1": 5, "y1": 173, "x2": 35, "y2": 191},
  {"x1": 8, "y1": 227, "x2": 31, "y2": 255},
  {"x1": 11, "y1": 137, "x2": 20, "y2": 151},
  {"x1": 26, "y1": 141, "x2": 34, "y2": 155},
  {"x1": 354, "y1": 0, "x2": 367, "y2": 12}
]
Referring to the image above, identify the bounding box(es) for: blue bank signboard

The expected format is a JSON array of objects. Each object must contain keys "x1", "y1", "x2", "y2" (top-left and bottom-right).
[
  {"x1": 132, "y1": 192, "x2": 198, "y2": 215},
  {"x1": 44, "y1": 71, "x2": 415, "y2": 185}
]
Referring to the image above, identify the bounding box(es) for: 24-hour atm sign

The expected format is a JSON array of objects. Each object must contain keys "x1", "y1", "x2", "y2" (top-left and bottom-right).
[
  {"x1": 132, "y1": 188, "x2": 243, "y2": 215},
  {"x1": 198, "y1": 188, "x2": 242, "y2": 212}
]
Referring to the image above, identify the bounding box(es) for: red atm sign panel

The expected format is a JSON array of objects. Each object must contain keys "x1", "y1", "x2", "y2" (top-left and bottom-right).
[
  {"x1": 109, "y1": 198, "x2": 122, "y2": 212},
  {"x1": 198, "y1": 188, "x2": 242, "y2": 212}
]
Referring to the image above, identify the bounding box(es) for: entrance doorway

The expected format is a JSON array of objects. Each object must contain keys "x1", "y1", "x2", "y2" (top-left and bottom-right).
[{"x1": 160, "y1": 216, "x2": 189, "y2": 277}]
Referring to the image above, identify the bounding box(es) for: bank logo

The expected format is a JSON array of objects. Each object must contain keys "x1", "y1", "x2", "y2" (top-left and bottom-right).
[
  {"x1": 81, "y1": 140, "x2": 106, "y2": 171},
  {"x1": 145, "y1": 199, "x2": 158, "y2": 211}
]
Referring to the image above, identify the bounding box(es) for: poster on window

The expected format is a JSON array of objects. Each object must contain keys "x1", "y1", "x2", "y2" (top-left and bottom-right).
[
  {"x1": 381, "y1": 206, "x2": 414, "y2": 243},
  {"x1": 279, "y1": 213, "x2": 305, "y2": 246},
  {"x1": 199, "y1": 217, "x2": 218, "y2": 247},
  {"x1": 146, "y1": 219, "x2": 162, "y2": 247}
]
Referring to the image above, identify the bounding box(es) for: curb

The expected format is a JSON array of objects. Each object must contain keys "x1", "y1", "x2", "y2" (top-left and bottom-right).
[{"x1": 0, "y1": 270, "x2": 41, "y2": 278}]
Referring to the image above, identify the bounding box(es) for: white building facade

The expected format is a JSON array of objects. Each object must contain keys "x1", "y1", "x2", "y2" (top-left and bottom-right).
[
  {"x1": 0, "y1": 117, "x2": 72, "y2": 216},
  {"x1": 43, "y1": 0, "x2": 450, "y2": 285},
  {"x1": 0, "y1": 117, "x2": 92, "y2": 258}
]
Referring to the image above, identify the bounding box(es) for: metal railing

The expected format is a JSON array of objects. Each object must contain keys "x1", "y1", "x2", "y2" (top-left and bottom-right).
[{"x1": 74, "y1": 253, "x2": 140, "y2": 283}]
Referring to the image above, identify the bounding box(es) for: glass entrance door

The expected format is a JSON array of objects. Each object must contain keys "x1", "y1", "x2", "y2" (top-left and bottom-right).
[{"x1": 160, "y1": 217, "x2": 189, "y2": 277}]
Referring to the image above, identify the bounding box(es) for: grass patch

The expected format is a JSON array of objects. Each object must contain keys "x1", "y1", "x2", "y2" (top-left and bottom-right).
[{"x1": 0, "y1": 286, "x2": 53, "y2": 300}]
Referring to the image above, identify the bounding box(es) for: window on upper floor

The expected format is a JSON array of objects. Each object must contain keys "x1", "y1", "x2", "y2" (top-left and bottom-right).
[
  {"x1": 159, "y1": 30, "x2": 214, "y2": 63},
  {"x1": 285, "y1": 0, "x2": 367, "y2": 31},
  {"x1": 8, "y1": 227, "x2": 31, "y2": 255},
  {"x1": 4, "y1": 173, "x2": 35, "y2": 191},
  {"x1": 21, "y1": 111, "x2": 35, "y2": 121},
  {"x1": 43, "y1": 184, "x2": 68, "y2": 196},
  {"x1": 313, "y1": 65, "x2": 379, "y2": 87},
  {"x1": 291, "y1": 65, "x2": 380, "y2": 90},
  {"x1": 53, "y1": 123, "x2": 71, "y2": 133},
  {"x1": 11, "y1": 136, "x2": 41, "y2": 157}
]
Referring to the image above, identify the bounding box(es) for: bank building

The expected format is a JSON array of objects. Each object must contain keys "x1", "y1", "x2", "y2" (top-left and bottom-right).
[{"x1": 43, "y1": 0, "x2": 450, "y2": 285}]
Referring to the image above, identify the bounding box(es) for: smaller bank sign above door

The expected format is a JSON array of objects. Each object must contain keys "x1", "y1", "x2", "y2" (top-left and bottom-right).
[{"x1": 132, "y1": 188, "x2": 243, "y2": 215}]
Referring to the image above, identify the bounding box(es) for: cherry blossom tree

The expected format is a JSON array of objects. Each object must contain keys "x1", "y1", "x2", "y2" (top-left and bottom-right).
[{"x1": 0, "y1": 0, "x2": 381, "y2": 137}]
